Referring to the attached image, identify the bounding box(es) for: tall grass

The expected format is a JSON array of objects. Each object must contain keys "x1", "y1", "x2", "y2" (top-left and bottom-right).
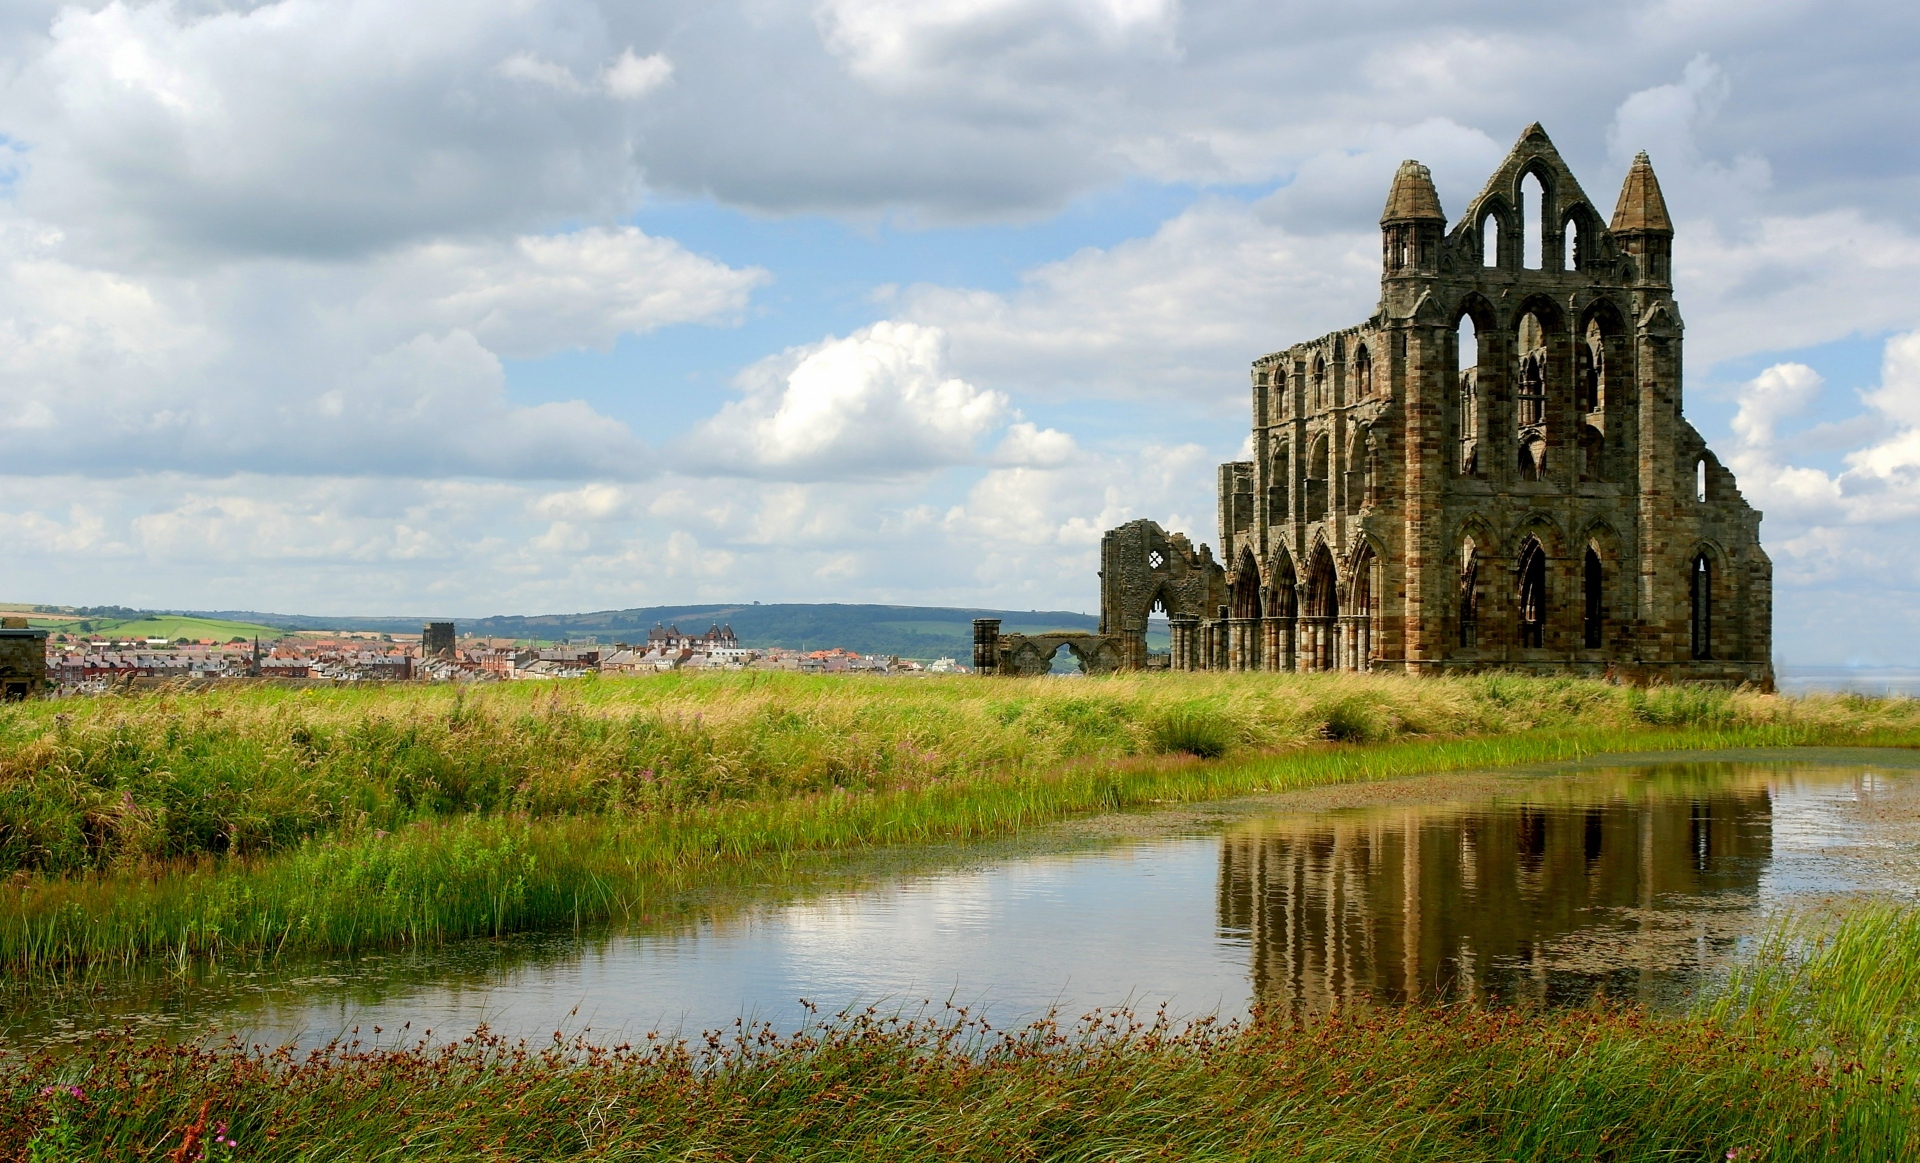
[
  {"x1": 0, "y1": 723, "x2": 1902, "y2": 975},
  {"x1": 2, "y1": 672, "x2": 1918, "y2": 973},
  {"x1": 5, "y1": 958, "x2": 1916, "y2": 1160},
  {"x1": 3, "y1": 672, "x2": 1910, "y2": 875}
]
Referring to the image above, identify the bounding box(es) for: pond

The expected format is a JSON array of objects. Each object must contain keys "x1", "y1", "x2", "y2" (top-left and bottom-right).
[{"x1": 5, "y1": 748, "x2": 1920, "y2": 1051}]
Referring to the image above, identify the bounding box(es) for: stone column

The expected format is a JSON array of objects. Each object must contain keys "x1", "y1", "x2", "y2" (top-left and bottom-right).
[
  {"x1": 972, "y1": 619, "x2": 1001, "y2": 676},
  {"x1": 1261, "y1": 617, "x2": 1282, "y2": 672},
  {"x1": 1169, "y1": 615, "x2": 1197, "y2": 671}
]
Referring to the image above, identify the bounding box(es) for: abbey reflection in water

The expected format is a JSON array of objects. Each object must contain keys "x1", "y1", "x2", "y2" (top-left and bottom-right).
[{"x1": 1216, "y1": 773, "x2": 1774, "y2": 1011}]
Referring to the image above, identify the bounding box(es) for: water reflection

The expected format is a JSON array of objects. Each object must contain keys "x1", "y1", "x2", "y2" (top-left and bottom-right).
[{"x1": 1219, "y1": 767, "x2": 1777, "y2": 1011}]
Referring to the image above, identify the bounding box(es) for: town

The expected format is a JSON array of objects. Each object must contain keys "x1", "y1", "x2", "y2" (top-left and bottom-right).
[{"x1": 1, "y1": 615, "x2": 966, "y2": 696}]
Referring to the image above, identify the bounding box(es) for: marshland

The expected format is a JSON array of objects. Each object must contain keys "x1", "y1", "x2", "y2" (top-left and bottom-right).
[{"x1": 6, "y1": 671, "x2": 1920, "y2": 1159}]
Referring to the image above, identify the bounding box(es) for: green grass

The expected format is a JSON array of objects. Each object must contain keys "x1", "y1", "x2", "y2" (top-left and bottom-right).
[
  {"x1": 8, "y1": 907, "x2": 1920, "y2": 1160},
  {"x1": 46, "y1": 614, "x2": 284, "y2": 642}
]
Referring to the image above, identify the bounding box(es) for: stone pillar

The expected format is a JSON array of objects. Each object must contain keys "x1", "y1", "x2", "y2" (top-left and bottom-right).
[
  {"x1": 1169, "y1": 615, "x2": 1197, "y2": 671},
  {"x1": 1261, "y1": 617, "x2": 1282, "y2": 672},
  {"x1": 1228, "y1": 618, "x2": 1252, "y2": 671},
  {"x1": 972, "y1": 619, "x2": 1001, "y2": 675}
]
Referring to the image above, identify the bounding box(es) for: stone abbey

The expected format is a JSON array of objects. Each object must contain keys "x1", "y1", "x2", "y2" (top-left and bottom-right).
[{"x1": 977, "y1": 124, "x2": 1772, "y2": 684}]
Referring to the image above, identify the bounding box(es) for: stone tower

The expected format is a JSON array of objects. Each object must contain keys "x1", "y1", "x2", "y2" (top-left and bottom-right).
[{"x1": 1207, "y1": 125, "x2": 1771, "y2": 685}]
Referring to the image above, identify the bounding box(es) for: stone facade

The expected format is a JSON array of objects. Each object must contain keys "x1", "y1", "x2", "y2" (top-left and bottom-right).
[
  {"x1": 1201, "y1": 125, "x2": 1770, "y2": 685},
  {"x1": 0, "y1": 620, "x2": 49, "y2": 700},
  {"x1": 422, "y1": 621, "x2": 456, "y2": 659}
]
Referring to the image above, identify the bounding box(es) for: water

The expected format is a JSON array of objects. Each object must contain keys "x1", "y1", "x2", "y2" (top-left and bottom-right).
[{"x1": 6, "y1": 749, "x2": 1920, "y2": 1051}]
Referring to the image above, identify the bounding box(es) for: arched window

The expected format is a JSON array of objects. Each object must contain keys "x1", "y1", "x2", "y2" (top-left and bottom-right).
[
  {"x1": 1267, "y1": 439, "x2": 1289, "y2": 523},
  {"x1": 1578, "y1": 425, "x2": 1604, "y2": 482},
  {"x1": 1458, "y1": 314, "x2": 1479, "y2": 476},
  {"x1": 1518, "y1": 537, "x2": 1547, "y2": 649},
  {"x1": 1690, "y1": 552, "x2": 1713, "y2": 660},
  {"x1": 1481, "y1": 214, "x2": 1499, "y2": 267},
  {"x1": 1521, "y1": 173, "x2": 1546, "y2": 270},
  {"x1": 1306, "y1": 437, "x2": 1330, "y2": 518},
  {"x1": 1564, "y1": 217, "x2": 1580, "y2": 271},
  {"x1": 1583, "y1": 547, "x2": 1603, "y2": 649},
  {"x1": 1312, "y1": 358, "x2": 1327, "y2": 412},
  {"x1": 1459, "y1": 538, "x2": 1479, "y2": 648},
  {"x1": 1354, "y1": 345, "x2": 1373, "y2": 399},
  {"x1": 1696, "y1": 458, "x2": 1708, "y2": 503},
  {"x1": 1232, "y1": 551, "x2": 1263, "y2": 619}
]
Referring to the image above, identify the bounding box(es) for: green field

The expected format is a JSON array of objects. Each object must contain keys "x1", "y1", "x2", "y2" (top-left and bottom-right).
[{"x1": 37, "y1": 614, "x2": 284, "y2": 642}]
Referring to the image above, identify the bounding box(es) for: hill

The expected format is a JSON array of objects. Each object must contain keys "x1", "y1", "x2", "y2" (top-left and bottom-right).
[{"x1": 44, "y1": 613, "x2": 284, "y2": 643}]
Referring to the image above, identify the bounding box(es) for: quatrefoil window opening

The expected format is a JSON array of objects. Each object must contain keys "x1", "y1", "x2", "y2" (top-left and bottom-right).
[{"x1": 1147, "y1": 550, "x2": 1166, "y2": 569}]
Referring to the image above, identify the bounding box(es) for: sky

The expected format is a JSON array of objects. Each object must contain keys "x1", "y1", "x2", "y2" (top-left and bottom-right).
[{"x1": 1, "y1": 0, "x2": 1918, "y2": 666}]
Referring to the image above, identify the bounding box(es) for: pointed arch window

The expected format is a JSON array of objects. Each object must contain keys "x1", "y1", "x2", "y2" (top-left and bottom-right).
[
  {"x1": 1354, "y1": 345, "x2": 1374, "y2": 399},
  {"x1": 1458, "y1": 314, "x2": 1480, "y2": 476},
  {"x1": 1459, "y1": 539, "x2": 1480, "y2": 648},
  {"x1": 1518, "y1": 538, "x2": 1547, "y2": 649},
  {"x1": 1690, "y1": 552, "x2": 1713, "y2": 660},
  {"x1": 1583, "y1": 547, "x2": 1604, "y2": 649},
  {"x1": 1521, "y1": 172, "x2": 1546, "y2": 270}
]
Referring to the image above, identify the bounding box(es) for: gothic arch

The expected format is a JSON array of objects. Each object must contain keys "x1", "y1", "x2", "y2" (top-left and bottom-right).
[
  {"x1": 1232, "y1": 546, "x2": 1263, "y2": 619},
  {"x1": 1516, "y1": 534, "x2": 1550, "y2": 650},
  {"x1": 1304, "y1": 538, "x2": 1340, "y2": 620},
  {"x1": 1510, "y1": 512, "x2": 1566, "y2": 557},
  {"x1": 1471, "y1": 197, "x2": 1512, "y2": 268},
  {"x1": 1579, "y1": 521, "x2": 1624, "y2": 652},
  {"x1": 1509, "y1": 291, "x2": 1567, "y2": 334},
  {"x1": 1560, "y1": 201, "x2": 1602, "y2": 270},
  {"x1": 1268, "y1": 546, "x2": 1300, "y2": 619}
]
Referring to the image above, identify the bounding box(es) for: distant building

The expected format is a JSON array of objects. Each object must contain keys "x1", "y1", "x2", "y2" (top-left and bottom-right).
[
  {"x1": 645, "y1": 622, "x2": 739, "y2": 652},
  {"x1": 422, "y1": 621, "x2": 456, "y2": 659}
]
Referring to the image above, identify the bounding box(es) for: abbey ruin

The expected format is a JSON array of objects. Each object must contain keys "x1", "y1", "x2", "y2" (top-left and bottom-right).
[{"x1": 978, "y1": 125, "x2": 1772, "y2": 685}]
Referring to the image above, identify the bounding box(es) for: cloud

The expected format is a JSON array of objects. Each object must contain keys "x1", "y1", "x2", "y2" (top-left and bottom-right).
[
  {"x1": 692, "y1": 322, "x2": 1009, "y2": 478},
  {"x1": 602, "y1": 49, "x2": 673, "y2": 99},
  {"x1": 0, "y1": 215, "x2": 762, "y2": 478},
  {"x1": 5, "y1": 0, "x2": 655, "y2": 262}
]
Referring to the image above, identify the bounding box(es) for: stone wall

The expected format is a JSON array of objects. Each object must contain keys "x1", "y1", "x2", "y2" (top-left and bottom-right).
[{"x1": 0, "y1": 627, "x2": 49, "y2": 700}]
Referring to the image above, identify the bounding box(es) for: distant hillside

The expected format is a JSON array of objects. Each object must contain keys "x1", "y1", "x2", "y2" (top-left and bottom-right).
[
  {"x1": 176, "y1": 603, "x2": 1134, "y2": 658},
  {"x1": 27, "y1": 612, "x2": 282, "y2": 642}
]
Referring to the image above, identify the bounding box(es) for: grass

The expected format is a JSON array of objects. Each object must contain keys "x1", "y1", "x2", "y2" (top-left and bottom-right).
[
  {"x1": 38, "y1": 615, "x2": 283, "y2": 642},
  {"x1": 7, "y1": 906, "x2": 1920, "y2": 1160},
  {"x1": 3, "y1": 671, "x2": 1919, "y2": 974}
]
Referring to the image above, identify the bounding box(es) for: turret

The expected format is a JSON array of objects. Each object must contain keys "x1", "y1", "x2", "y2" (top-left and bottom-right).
[
  {"x1": 1380, "y1": 160, "x2": 1446, "y2": 276},
  {"x1": 1610, "y1": 151, "x2": 1674, "y2": 288}
]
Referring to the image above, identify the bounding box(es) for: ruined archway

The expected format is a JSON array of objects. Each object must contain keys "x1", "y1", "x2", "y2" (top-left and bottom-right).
[{"x1": 1303, "y1": 541, "x2": 1340, "y2": 671}]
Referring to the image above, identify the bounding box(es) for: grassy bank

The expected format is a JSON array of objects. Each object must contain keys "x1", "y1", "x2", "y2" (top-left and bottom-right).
[
  {"x1": 3, "y1": 672, "x2": 1918, "y2": 973},
  {"x1": 7, "y1": 905, "x2": 1920, "y2": 1161}
]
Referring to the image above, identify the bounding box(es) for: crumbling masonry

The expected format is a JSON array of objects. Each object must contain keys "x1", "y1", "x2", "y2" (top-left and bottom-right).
[{"x1": 980, "y1": 125, "x2": 1772, "y2": 683}]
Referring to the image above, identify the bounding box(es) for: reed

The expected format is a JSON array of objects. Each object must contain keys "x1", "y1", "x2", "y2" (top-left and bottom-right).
[
  {"x1": 0, "y1": 721, "x2": 1906, "y2": 974},
  {"x1": 3, "y1": 980, "x2": 1911, "y2": 1161},
  {"x1": 5, "y1": 672, "x2": 1912, "y2": 877}
]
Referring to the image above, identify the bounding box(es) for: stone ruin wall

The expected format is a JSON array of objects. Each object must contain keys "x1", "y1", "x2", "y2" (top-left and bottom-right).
[{"x1": 979, "y1": 124, "x2": 1772, "y2": 686}]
